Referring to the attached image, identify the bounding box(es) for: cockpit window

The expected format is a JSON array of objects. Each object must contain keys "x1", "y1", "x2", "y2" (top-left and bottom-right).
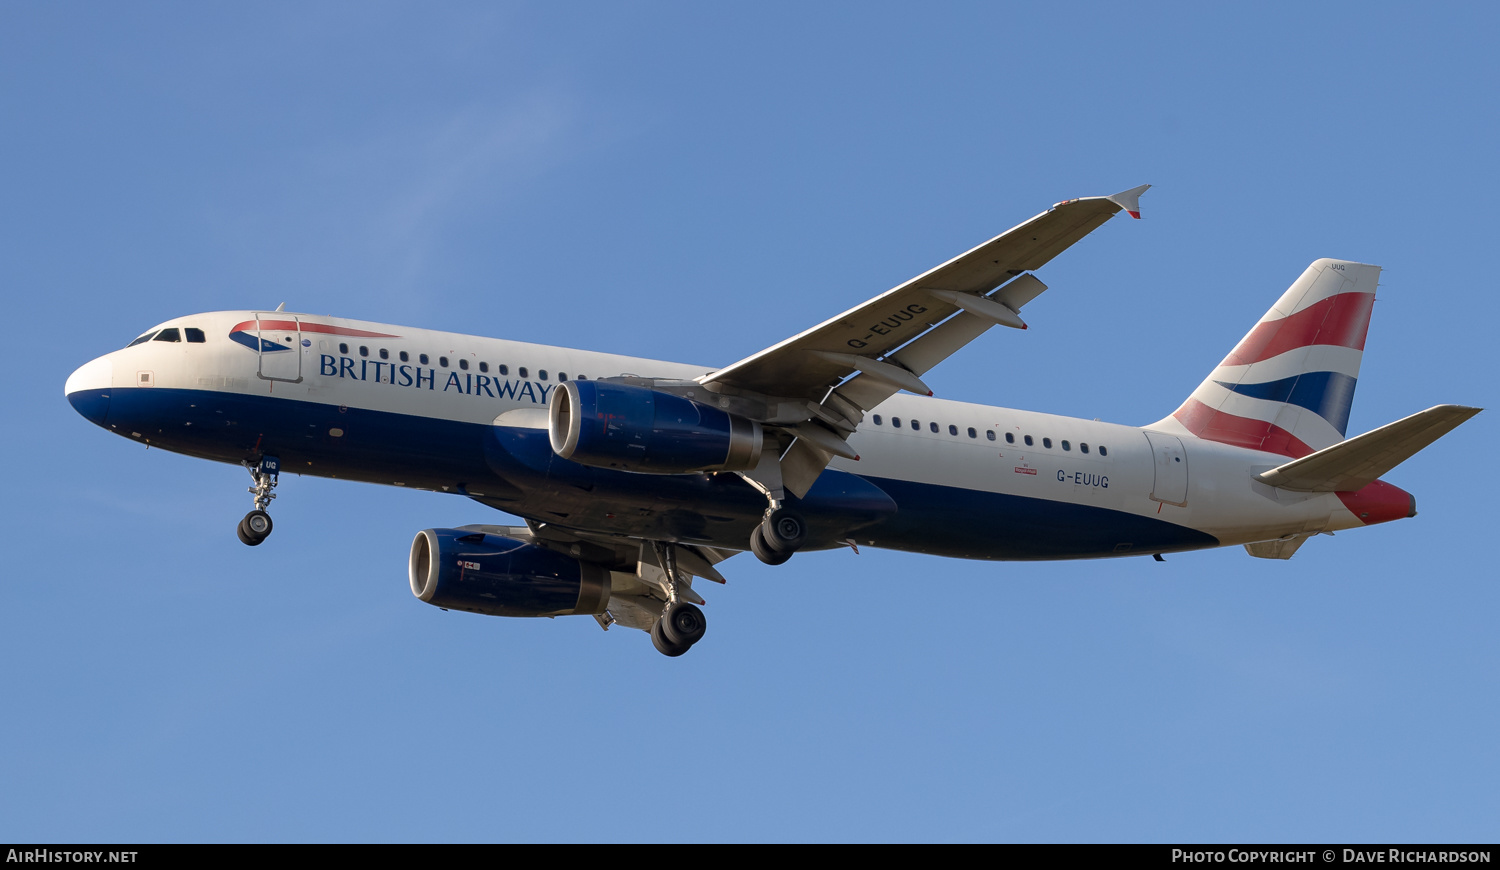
[
  {"x1": 127, "y1": 331, "x2": 157, "y2": 347},
  {"x1": 184, "y1": 328, "x2": 205, "y2": 343},
  {"x1": 153, "y1": 328, "x2": 181, "y2": 342}
]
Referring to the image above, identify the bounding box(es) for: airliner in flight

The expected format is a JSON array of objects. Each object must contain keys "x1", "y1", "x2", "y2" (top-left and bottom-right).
[{"x1": 64, "y1": 187, "x2": 1479, "y2": 656}]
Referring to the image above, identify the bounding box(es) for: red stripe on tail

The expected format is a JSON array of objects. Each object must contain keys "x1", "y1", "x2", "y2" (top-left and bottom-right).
[
  {"x1": 1221, "y1": 292, "x2": 1374, "y2": 367},
  {"x1": 1173, "y1": 399, "x2": 1314, "y2": 458}
]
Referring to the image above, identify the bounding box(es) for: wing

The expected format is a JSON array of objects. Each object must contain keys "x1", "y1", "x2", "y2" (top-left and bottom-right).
[
  {"x1": 700, "y1": 185, "x2": 1150, "y2": 495},
  {"x1": 701, "y1": 185, "x2": 1149, "y2": 400}
]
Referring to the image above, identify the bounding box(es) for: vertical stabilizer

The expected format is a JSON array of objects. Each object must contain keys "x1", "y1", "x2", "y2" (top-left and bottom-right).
[{"x1": 1155, "y1": 259, "x2": 1380, "y2": 458}]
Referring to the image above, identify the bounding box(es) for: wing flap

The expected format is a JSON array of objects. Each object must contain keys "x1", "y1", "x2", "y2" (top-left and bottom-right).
[{"x1": 1256, "y1": 404, "x2": 1481, "y2": 492}]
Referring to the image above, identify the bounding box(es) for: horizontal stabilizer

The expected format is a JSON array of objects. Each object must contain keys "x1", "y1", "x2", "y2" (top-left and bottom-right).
[{"x1": 1256, "y1": 404, "x2": 1481, "y2": 492}]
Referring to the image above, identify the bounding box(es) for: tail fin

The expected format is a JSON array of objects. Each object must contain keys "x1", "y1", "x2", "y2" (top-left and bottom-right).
[{"x1": 1156, "y1": 259, "x2": 1380, "y2": 458}]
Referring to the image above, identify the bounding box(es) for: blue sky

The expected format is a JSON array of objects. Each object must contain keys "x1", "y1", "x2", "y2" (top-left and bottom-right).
[{"x1": 2, "y1": 2, "x2": 1496, "y2": 842}]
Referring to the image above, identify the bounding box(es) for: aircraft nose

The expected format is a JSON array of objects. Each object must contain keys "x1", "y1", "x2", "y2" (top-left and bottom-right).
[{"x1": 65, "y1": 356, "x2": 113, "y2": 427}]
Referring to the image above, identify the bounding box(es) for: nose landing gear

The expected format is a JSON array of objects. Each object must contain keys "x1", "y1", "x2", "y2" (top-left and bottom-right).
[
  {"x1": 237, "y1": 510, "x2": 273, "y2": 546},
  {"x1": 238, "y1": 456, "x2": 280, "y2": 546}
]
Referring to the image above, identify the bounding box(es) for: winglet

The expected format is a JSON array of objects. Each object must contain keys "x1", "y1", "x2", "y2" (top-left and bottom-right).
[{"x1": 1105, "y1": 184, "x2": 1151, "y2": 219}]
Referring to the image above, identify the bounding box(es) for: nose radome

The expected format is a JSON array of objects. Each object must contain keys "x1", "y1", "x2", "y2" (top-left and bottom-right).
[{"x1": 65, "y1": 356, "x2": 113, "y2": 427}]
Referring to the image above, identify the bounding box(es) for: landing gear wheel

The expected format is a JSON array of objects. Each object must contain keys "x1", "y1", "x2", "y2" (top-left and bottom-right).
[
  {"x1": 762, "y1": 507, "x2": 806, "y2": 553},
  {"x1": 750, "y1": 525, "x2": 792, "y2": 565},
  {"x1": 238, "y1": 510, "x2": 273, "y2": 546},
  {"x1": 236, "y1": 520, "x2": 261, "y2": 547},
  {"x1": 651, "y1": 617, "x2": 691, "y2": 657},
  {"x1": 661, "y1": 602, "x2": 707, "y2": 647}
]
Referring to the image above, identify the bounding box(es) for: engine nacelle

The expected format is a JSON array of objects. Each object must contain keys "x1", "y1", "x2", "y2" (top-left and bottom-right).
[
  {"x1": 409, "y1": 529, "x2": 611, "y2": 618},
  {"x1": 548, "y1": 379, "x2": 764, "y2": 473}
]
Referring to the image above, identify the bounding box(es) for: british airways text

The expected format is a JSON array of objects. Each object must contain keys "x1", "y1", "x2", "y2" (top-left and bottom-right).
[{"x1": 319, "y1": 355, "x2": 554, "y2": 403}]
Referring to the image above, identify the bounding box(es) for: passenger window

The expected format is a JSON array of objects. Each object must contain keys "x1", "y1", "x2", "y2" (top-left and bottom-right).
[
  {"x1": 379, "y1": 348, "x2": 389, "y2": 360},
  {"x1": 1099, "y1": 446, "x2": 1109, "y2": 457},
  {"x1": 929, "y1": 422, "x2": 938, "y2": 433},
  {"x1": 400, "y1": 351, "x2": 409, "y2": 362},
  {"x1": 499, "y1": 365, "x2": 509, "y2": 376},
  {"x1": 559, "y1": 373, "x2": 568, "y2": 381},
  {"x1": 127, "y1": 331, "x2": 157, "y2": 347},
  {"x1": 1062, "y1": 440, "x2": 1071, "y2": 451},
  {"x1": 339, "y1": 343, "x2": 349, "y2": 354},
  {"x1": 1024, "y1": 435, "x2": 1033, "y2": 446},
  {"x1": 577, "y1": 374, "x2": 586, "y2": 380},
  {"x1": 184, "y1": 328, "x2": 205, "y2": 343},
  {"x1": 967, "y1": 427, "x2": 976, "y2": 439},
  {"x1": 519, "y1": 367, "x2": 529, "y2": 378},
  {"x1": 1081, "y1": 443, "x2": 1090, "y2": 454},
  {"x1": 1043, "y1": 438, "x2": 1052, "y2": 449},
  {"x1": 420, "y1": 354, "x2": 429, "y2": 365},
  {"x1": 479, "y1": 361, "x2": 488, "y2": 373},
  {"x1": 948, "y1": 425, "x2": 958, "y2": 436},
  {"x1": 986, "y1": 430, "x2": 995, "y2": 441},
  {"x1": 910, "y1": 419, "x2": 919, "y2": 431},
  {"x1": 359, "y1": 346, "x2": 368, "y2": 357},
  {"x1": 539, "y1": 370, "x2": 549, "y2": 381},
  {"x1": 439, "y1": 357, "x2": 449, "y2": 368},
  {"x1": 1005, "y1": 432, "x2": 1015, "y2": 444},
  {"x1": 873, "y1": 415, "x2": 883, "y2": 426},
  {"x1": 459, "y1": 359, "x2": 469, "y2": 370},
  {"x1": 892, "y1": 417, "x2": 901, "y2": 428},
  {"x1": 153, "y1": 328, "x2": 181, "y2": 342}
]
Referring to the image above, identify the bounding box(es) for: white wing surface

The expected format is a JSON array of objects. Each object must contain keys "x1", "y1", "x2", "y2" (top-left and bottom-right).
[{"x1": 699, "y1": 185, "x2": 1150, "y2": 495}]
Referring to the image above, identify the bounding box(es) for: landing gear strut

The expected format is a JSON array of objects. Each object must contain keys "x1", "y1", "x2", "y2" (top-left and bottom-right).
[
  {"x1": 238, "y1": 456, "x2": 280, "y2": 546},
  {"x1": 649, "y1": 542, "x2": 708, "y2": 657}
]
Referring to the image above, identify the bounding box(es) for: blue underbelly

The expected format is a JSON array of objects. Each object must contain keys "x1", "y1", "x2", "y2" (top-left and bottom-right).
[{"x1": 91, "y1": 387, "x2": 1218, "y2": 560}]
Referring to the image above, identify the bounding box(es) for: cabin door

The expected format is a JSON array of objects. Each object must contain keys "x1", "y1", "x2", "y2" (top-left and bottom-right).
[
  {"x1": 1144, "y1": 431, "x2": 1189, "y2": 507},
  {"x1": 255, "y1": 315, "x2": 303, "y2": 383}
]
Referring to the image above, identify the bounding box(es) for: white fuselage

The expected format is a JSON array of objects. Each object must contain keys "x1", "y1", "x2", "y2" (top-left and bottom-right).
[{"x1": 65, "y1": 310, "x2": 1393, "y2": 561}]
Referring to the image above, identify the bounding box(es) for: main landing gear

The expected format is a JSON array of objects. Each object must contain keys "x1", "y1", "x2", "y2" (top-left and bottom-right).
[
  {"x1": 237, "y1": 456, "x2": 280, "y2": 546},
  {"x1": 651, "y1": 601, "x2": 707, "y2": 657},
  {"x1": 735, "y1": 456, "x2": 806, "y2": 566},
  {"x1": 649, "y1": 542, "x2": 708, "y2": 657},
  {"x1": 749, "y1": 505, "x2": 806, "y2": 566}
]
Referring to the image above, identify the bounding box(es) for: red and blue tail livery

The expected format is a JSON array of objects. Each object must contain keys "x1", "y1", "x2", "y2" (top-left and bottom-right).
[
  {"x1": 1163, "y1": 259, "x2": 1379, "y2": 458},
  {"x1": 64, "y1": 189, "x2": 1480, "y2": 657}
]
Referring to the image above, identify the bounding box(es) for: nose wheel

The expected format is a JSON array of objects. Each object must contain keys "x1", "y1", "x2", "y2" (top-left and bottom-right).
[
  {"x1": 238, "y1": 456, "x2": 280, "y2": 546},
  {"x1": 237, "y1": 510, "x2": 273, "y2": 546}
]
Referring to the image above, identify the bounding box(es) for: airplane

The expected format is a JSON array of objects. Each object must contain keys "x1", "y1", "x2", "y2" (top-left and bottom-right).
[{"x1": 63, "y1": 186, "x2": 1481, "y2": 656}]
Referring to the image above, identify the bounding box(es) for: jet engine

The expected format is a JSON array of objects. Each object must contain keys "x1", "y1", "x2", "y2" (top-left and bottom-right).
[
  {"x1": 548, "y1": 380, "x2": 764, "y2": 473},
  {"x1": 409, "y1": 529, "x2": 611, "y2": 618}
]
